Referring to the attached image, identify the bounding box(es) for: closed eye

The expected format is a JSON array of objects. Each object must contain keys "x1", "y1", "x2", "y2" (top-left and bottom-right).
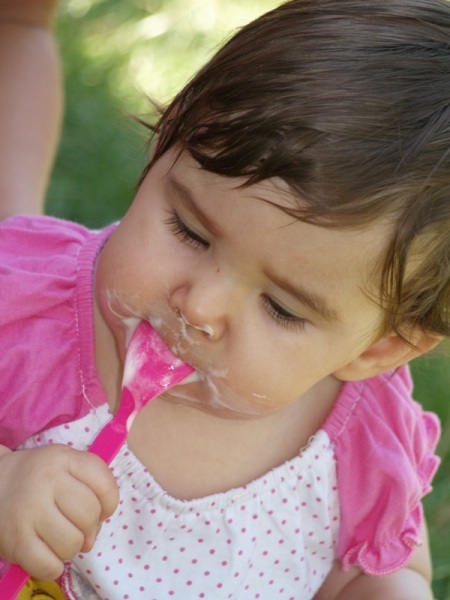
[
  {"x1": 262, "y1": 295, "x2": 307, "y2": 331},
  {"x1": 165, "y1": 210, "x2": 209, "y2": 249}
]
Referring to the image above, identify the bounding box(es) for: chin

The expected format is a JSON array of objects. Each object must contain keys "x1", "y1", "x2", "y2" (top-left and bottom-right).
[{"x1": 160, "y1": 384, "x2": 270, "y2": 420}]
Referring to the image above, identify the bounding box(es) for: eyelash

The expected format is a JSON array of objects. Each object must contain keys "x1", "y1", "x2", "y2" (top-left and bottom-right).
[
  {"x1": 165, "y1": 210, "x2": 306, "y2": 332},
  {"x1": 262, "y1": 296, "x2": 307, "y2": 331},
  {"x1": 165, "y1": 210, "x2": 209, "y2": 249}
]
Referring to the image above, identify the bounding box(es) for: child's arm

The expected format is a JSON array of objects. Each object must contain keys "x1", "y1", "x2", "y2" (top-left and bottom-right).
[
  {"x1": 0, "y1": 0, "x2": 62, "y2": 218},
  {"x1": 0, "y1": 443, "x2": 119, "y2": 580},
  {"x1": 314, "y1": 525, "x2": 433, "y2": 600}
]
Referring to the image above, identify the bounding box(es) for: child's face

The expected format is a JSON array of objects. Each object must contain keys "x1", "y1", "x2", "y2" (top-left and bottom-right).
[{"x1": 96, "y1": 148, "x2": 389, "y2": 419}]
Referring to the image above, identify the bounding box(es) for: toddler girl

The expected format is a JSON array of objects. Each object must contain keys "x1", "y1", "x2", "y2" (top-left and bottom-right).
[{"x1": 1, "y1": 1, "x2": 449, "y2": 599}]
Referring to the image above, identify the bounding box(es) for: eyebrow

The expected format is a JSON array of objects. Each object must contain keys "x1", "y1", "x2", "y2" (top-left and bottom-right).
[
  {"x1": 169, "y1": 174, "x2": 341, "y2": 323},
  {"x1": 267, "y1": 270, "x2": 341, "y2": 323},
  {"x1": 168, "y1": 175, "x2": 221, "y2": 236}
]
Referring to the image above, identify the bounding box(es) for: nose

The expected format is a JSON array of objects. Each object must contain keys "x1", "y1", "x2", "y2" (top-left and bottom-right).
[
  {"x1": 179, "y1": 312, "x2": 215, "y2": 338},
  {"x1": 170, "y1": 269, "x2": 231, "y2": 341}
]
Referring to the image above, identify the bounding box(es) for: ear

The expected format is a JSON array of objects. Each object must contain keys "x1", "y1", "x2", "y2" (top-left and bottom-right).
[{"x1": 333, "y1": 330, "x2": 442, "y2": 381}]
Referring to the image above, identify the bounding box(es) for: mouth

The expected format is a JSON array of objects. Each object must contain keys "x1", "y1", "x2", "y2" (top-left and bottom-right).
[
  {"x1": 123, "y1": 315, "x2": 224, "y2": 392},
  {"x1": 147, "y1": 314, "x2": 206, "y2": 372}
]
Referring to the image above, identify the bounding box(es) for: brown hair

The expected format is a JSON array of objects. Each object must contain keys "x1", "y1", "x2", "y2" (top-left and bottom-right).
[{"x1": 142, "y1": 0, "x2": 450, "y2": 339}]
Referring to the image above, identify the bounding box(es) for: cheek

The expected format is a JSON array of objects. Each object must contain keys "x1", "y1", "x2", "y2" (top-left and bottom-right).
[
  {"x1": 218, "y1": 340, "x2": 323, "y2": 411},
  {"x1": 97, "y1": 228, "x2": 172, "y2": 313}
]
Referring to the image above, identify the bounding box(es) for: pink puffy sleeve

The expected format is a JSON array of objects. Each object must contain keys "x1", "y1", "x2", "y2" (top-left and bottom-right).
[
  {"x1": 322, "y1": 366, "x2": 440, "y2": 575},
  {"x1": 0, "y1": 215, "x2": 112, "y2": 449}
]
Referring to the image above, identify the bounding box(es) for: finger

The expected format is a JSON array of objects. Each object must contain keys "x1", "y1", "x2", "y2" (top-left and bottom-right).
[
  {"x1": 12, "y1": 535, "x2": 65, "y2": 581},
  {"x1": 80, "y1": 530, "x2": 97, "y2": 553},
  {"x1": 35, "y1": 509, "x2": 85, "y2": 564},
  {"x1": 67, "y1": 451, "x2": 120, "y2": 520},
  {"x1": 82, "y1": 518, "x2": 104, "y2": 552},
  {"x1": 54, "y1": 476, "x2": 103, "y2": 536}
]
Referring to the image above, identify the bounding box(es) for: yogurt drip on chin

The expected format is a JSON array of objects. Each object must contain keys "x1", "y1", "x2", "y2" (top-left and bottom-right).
[{"x1": 166, "y1": 371, "x2": 269, "y2": 417}]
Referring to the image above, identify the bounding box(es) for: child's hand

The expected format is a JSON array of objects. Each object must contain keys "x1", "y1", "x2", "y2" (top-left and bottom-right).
[{"x1": 0, "y1": 444, "x2": 119, "y2": 580}]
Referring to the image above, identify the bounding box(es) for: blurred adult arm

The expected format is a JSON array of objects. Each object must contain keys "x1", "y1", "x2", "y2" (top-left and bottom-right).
[{"x1": 0, "y1": 0, "x2": 62, "y2": 218}]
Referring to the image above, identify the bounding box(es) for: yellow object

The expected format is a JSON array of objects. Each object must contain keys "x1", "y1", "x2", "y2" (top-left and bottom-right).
[{"x1": 17, "y1": 577, "x2": 66, "y2": 599}]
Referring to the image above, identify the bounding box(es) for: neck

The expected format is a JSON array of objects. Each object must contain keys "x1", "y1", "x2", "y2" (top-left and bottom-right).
[{"x1": 127, "y1": 376, "x2": 340, "y2": 500}]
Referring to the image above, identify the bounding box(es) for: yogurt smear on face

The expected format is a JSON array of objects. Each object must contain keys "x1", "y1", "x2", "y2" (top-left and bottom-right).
[{"x1": 119, "y1": 314, "x2": 273, "y2": 419}]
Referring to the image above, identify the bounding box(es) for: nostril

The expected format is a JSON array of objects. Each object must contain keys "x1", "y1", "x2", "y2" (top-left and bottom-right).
[{"x1": 179, "y1": 311, "x2": 215, "y2": 338}]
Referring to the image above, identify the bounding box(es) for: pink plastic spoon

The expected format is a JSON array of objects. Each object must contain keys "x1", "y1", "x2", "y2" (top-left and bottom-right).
[{"x1": 0, "y1": 320, "x2": 193, "y2": 599}]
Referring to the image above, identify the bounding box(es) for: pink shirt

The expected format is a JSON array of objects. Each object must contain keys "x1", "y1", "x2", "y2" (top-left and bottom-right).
[
  {"x1": 0, "y1": 215, "x2": 112, "y2": 448},
  {"x1": 0, "y1": 215, "x2": 440, "y2": 598}
]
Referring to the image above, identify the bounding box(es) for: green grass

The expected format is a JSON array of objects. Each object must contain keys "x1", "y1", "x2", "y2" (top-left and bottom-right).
[
  {"x1": 411, "y1": 352, "x2": 450, "y2": 600},
  {"x1": 48, "y1": 2, "x2": 450, "y2": 597}
]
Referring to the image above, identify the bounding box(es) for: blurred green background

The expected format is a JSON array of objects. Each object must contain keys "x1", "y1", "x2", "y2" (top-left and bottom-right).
[{"x1": 48, "y1": 1, "x2": 450, "y2": 597}]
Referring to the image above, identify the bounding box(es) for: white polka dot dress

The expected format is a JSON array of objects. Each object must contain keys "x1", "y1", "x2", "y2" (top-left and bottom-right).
[{"x1": 21, "y1": 405, "x2": 340, "y2": 600}]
